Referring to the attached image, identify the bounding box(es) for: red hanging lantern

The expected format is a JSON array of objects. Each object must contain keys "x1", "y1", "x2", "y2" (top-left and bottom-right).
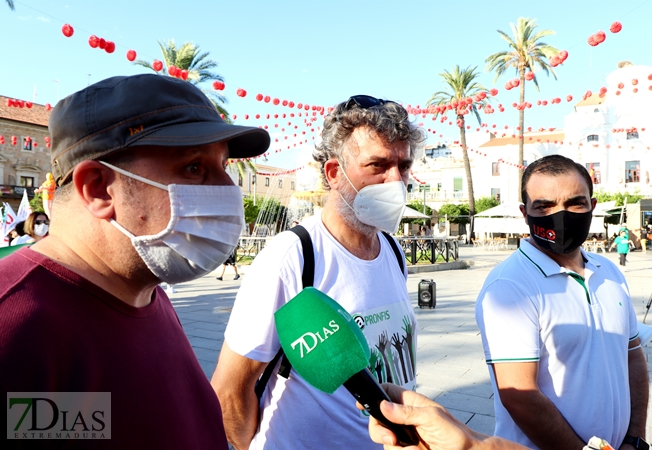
[
  {"x1": 152, "y1": 60, "x2": 163, "y2": 72},
  {"x1": 610, "y1": 21, "x2": 622, "y2": 33},
  {"x1": 632, "y1": 79, "x2": 638, "y2": 85},
  {"x1": 126, "y1": 50, "x2": 137, "y2": 61},
  {"x1": 180, "y1": 70, "x2": 189, "y2": 80},
  {"x1": 282, "y1": 100, "x2": 288, "y2": 106},
  {"x1": 648, "y1": 74, "x2": 652, "y2": 80},
  {"x1": 550, "y1": 56, "x2": 560, "y2": 67},
  {"x1": 62, "y1": 24, "x2": 74, "y2": 38},
  {"x1": 88, "y1": 35, "x2": 99, "y2": 48},
  {"x1": 45, "y1": 103, "x2": 52, "y2": 111},
  {"x1": 212, "y1": 81, "x2": 225, "y2": 90},
  {"x1": 264, "y1": 95, "x2": 271, "y2": 103},
  {"x1": 490, "y1": 88, "x2": 498, "y2": 96},
  {"x1": 595, "y1": 31, "x2": 606, "y2": 43},
  {"x1": 525, "y1": 71, "x2": 534, "y2": 81},
  {"x1": 566, "y1": 95, "x2": 573, "y2": 102},
  {"x1": 98, "y1": 38, "x2": 107, "y2": 49},
  {"x1": 168, "y1": 65, "x2": 178, "y2": 77},
  {"x1": 255, "y1": 93, "x2": 263, "y2": 101},
  {"x1": 105, "y1": 41, "x2": 115, "y2": 53},
  {"x1": 559, "y1": 50, "x2": 569, "y2": 61},
  {"x1": 273, "y1": 98, "x2": 280, "y2": 105},
  {"x1": 25, "y1": 102, "x2": 33, "y2": 109},
  {"x1": 236, "y1": 88, "x2": 247, "y2": 97},
  {"x1": 587, "y1": 34, "x2": 599, "y2": 46}
]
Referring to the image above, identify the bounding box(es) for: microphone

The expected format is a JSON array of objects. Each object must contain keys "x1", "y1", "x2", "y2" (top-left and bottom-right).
[{"x1": 274, "y1": 287, "x2": 421, "y2": 447}]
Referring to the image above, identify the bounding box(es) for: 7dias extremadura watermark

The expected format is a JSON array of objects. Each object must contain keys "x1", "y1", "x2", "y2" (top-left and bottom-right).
[{"x1": 7, "y1": 392, "x2": 111, "y2": 440}]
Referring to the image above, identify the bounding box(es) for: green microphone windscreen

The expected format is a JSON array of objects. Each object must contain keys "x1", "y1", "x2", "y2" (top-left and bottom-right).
[{"x1": 274, "y1": 287, "x2": 370, "y2": 394}]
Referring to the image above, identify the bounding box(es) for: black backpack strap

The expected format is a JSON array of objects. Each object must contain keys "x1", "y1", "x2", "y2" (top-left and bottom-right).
[
  {"x1": 382, "y1": 231, "x2": 405, "y2": 274},
  {"x1": 289, "y1": 225, "x2": 315, "y2": 290},
  {"x1": 255, "y1": 225, "x2": 314, "y2": 399}
]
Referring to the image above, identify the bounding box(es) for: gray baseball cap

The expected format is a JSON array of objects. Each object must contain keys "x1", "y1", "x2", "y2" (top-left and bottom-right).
[{"x1": 49, "y1": 74, "x2": 270, "y2": 185}]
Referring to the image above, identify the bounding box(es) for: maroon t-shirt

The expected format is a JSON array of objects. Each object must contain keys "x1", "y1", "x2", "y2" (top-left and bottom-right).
[{"x1": 0, "y1": 248, "x2": 228, "y2": 449}]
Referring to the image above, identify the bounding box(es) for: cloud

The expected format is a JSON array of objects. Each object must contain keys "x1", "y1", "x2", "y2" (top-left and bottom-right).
[
  {"x1": 17, "y1": 15, "x2": 32, "y2": 21},
  {"x1": 37, "y1": 16, "x2": 50, "y2": 23}
]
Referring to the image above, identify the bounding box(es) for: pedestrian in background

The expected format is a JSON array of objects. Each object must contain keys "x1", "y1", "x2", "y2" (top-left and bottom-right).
[{"x1": 611, "y1": 229, "x2": 633, "y2": 269}]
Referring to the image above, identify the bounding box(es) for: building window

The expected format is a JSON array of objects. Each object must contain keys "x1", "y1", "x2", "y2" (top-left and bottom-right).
[
  {"x1": 407, "y1": 184, "x2": 413, "y2": 193},
  {"x1": 290, "y1": 181, "x2": 295, "y2": 190},
  {"x1": 587, "y1": 135, "x2": 599, "y2": 142},
  {"x1": 22, "y1": 137, "x2": 32, "y2": 151},
  {"x1": 625, "y1": 161, "x2": 640, "y2": 183},
  {"x1": 238, "y1": 175, "x2": 243, "y2": 187},
  {"x1": 491, "y1": 188, "x2": 500, "y2": 202},
  {"x1": 252, "y1": 174, "x2": 257, "y2": 185},
  {"x1": 20, "y1": 176, "x2": 34, "y2": 187},
  {"x1": 627, "y1": 131, "x2": 639, "y2": 140},
  {"x1": 265, "y1": 177, "x2": 270, "y2": 187},
  {"x1": 437, "y1": 182, "x2": 442, "y2": 191},
  {"x1": 491, "y1": 162, "x2": 500, "y2": 176},
  {"x1": 585, "y1": 162, "x2": 601, "y2": 184},
  {"x1": 278, "y1": 179, "x2": 283, "y2": 188},
  {"x1": 453, "y1": 177, "x2": 463, "y2": 192}
]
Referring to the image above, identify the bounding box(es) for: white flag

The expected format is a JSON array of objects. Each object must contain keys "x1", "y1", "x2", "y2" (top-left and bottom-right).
[
  {"x1": 17, "y1": 189, "x2": 32, "y2": 222},
  {"x1": 2, "y1": 203, "x2": 18, "y2": 236}
]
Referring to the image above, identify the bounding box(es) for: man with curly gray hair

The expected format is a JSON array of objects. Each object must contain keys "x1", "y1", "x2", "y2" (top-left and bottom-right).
[{"x1": 214, "y1": 95, "x2": 425, "y2": 449}]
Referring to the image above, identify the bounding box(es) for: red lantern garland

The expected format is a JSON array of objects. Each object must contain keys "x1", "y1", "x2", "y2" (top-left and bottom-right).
[
  {"x1": 61, "y1": 24, "x2": 74, "y2": 38},
  {"x1": 610, "y1": 21, "x2": 622, "y2": 33},
  {"x1": 236, "y1": 88, "x2": 247, "y2": 97},
  {"x1": 152, "y1": 60, "x2": 163, "y2": 72},
  {"x1": 212, "y1": 81, "x2": 225, "y2": 90}
]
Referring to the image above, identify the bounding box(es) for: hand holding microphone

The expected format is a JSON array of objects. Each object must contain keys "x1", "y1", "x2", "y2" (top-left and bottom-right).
[
  {"x1": 364, "y1": 384, "x2": 530, "y2": 450},
  {"x1": 274, "y1": 287, "x2": 421, "y2": 447}
]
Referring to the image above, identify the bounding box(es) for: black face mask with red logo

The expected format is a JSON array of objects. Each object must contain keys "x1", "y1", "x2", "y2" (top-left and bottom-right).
[{"x1": 527, "y1": 210, "x2": 593, "y2": 254}]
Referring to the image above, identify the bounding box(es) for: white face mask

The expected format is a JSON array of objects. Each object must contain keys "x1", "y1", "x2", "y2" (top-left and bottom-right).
[
  {"x1": 339, "y1": 168, "x2": 407, "y2": 233},
  {"x1": 34, "y1": 223, "x2": 49, "y2": 237},
  {"x1": 100, "y1": 161, "x2": 244, "y2": 285}
]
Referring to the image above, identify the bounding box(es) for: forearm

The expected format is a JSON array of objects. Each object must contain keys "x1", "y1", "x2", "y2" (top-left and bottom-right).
[
  {"x1": 501, "y1": 389, "x2": 585, "y2": 450},
  {"x1": 474, "y1": 435, "x2": 531, "y2": 450},
  {"x1": 218, "y1": 388, "x2": 260, "y2": 450},
  {"x1": 626, "y1": 347, "x2": 649, "y2": 437}
]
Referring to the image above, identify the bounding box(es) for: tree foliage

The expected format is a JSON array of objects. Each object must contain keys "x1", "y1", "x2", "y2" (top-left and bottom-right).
[
  {"x1": 475, "y1": 196, "x2": 500, "y2": 214},
  {"x1": 437, "y1": 203, "x2": 470, "y2": 225},
  {"x1": 594, "y1": 190, "x2": 644, "y2": 207}
]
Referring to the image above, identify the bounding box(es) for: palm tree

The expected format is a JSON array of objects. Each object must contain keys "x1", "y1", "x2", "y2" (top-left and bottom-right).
[
  {"x1": 135, "y1": 40, "x2": 256, "y2": 179},
  {"x1": 135, "y1": 40, "x2": 228, "y2": 118},
  {"x1": 485, "y1": 17, "x2": 559, "y2": 194},
  {"x1": 6, "y1": 0, "x2": 15, "y2": 10},
  {"x1": 427, "y1": 65, "x2": 488, "y2": 230}
]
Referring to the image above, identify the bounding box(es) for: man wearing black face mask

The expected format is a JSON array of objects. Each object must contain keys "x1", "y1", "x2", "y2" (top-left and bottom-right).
[{"x1": 475, "y1": 155, "x2": 648, "y2": 450}]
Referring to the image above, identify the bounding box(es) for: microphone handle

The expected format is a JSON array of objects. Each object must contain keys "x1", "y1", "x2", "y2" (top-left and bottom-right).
[{"x1": 343, "y1": 368, "x2": 421, "y2": 447}]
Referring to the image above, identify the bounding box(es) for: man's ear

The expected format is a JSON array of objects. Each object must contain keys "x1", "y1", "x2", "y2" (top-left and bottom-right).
[
  {"x1": 519, "y1": 203, "x2": 528, "y2": 225},
  {"x1": 324, "y1": 159, "x2": 341, "y2": 190},
  {"x1": 591, "y1": 197, "x2": 597, "y2": 210},
  {"x1": 72, "y1": 160, "x2": 118, "y2": 220}
]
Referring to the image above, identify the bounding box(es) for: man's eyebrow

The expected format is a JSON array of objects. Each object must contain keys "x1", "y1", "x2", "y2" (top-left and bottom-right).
[
  {"x1": 530, "y1": 199, "x2": 555, "y2": 207},
  {"x1": 361, "y1": 155, "x2": 414, "y2": 165}
]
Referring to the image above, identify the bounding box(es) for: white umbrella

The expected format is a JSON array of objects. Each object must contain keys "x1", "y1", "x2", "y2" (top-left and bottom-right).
[{"x1": 402, "y1": 206, "x2": 430, "y2": 219}]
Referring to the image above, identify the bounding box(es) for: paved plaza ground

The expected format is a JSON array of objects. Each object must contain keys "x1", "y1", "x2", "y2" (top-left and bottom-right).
[{"x1": 169, "y1": 245, "x2": 652, "y2": 438}]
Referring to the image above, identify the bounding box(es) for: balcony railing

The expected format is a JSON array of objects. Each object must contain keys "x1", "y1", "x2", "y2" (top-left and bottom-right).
[
  {"x1": 407, "y1": 191, "x2": 467, "y2": 202},
  {"x1": 0, "y1": 185, "x2": 36, "y2": 198}
]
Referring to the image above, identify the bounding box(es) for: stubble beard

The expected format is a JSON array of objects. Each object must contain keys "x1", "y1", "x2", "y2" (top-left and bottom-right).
[{"x1": 334, "y1": 181, "x2": 378, "y2": 238}]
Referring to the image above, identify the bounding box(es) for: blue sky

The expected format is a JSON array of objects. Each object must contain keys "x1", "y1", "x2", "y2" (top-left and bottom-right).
[{"x1": 2, "y1": 0, "x2": 651, "y2": 168}]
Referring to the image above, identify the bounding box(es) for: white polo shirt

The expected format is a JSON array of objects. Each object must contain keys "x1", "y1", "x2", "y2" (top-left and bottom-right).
[{"x1": 475, "y1": 239, "x2": 638, "y2": 449}]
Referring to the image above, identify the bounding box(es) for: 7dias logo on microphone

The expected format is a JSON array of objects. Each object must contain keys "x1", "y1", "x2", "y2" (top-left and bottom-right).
[
  {"x1": 7, "y1": 392, "x2": 111, "y2": 440},
  {"x1": 291, "y1": 320, "x2": 341, "y2": 358},
  {"x1": 532, "y1": 225, "x2": 556, "y2": 243}
]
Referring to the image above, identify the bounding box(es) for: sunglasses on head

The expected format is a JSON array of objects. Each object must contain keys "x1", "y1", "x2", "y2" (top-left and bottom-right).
[
  {"x1": 35, "y1": 220, "x2": 50, "y2": 225},
  {"x1": 343, "y1": 95, "x2": 398, "y2": 110}
]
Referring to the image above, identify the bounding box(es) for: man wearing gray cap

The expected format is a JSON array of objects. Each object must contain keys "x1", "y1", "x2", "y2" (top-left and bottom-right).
[{"x1": 0, "y1": 74, "x2": 269, "y2": 448}]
